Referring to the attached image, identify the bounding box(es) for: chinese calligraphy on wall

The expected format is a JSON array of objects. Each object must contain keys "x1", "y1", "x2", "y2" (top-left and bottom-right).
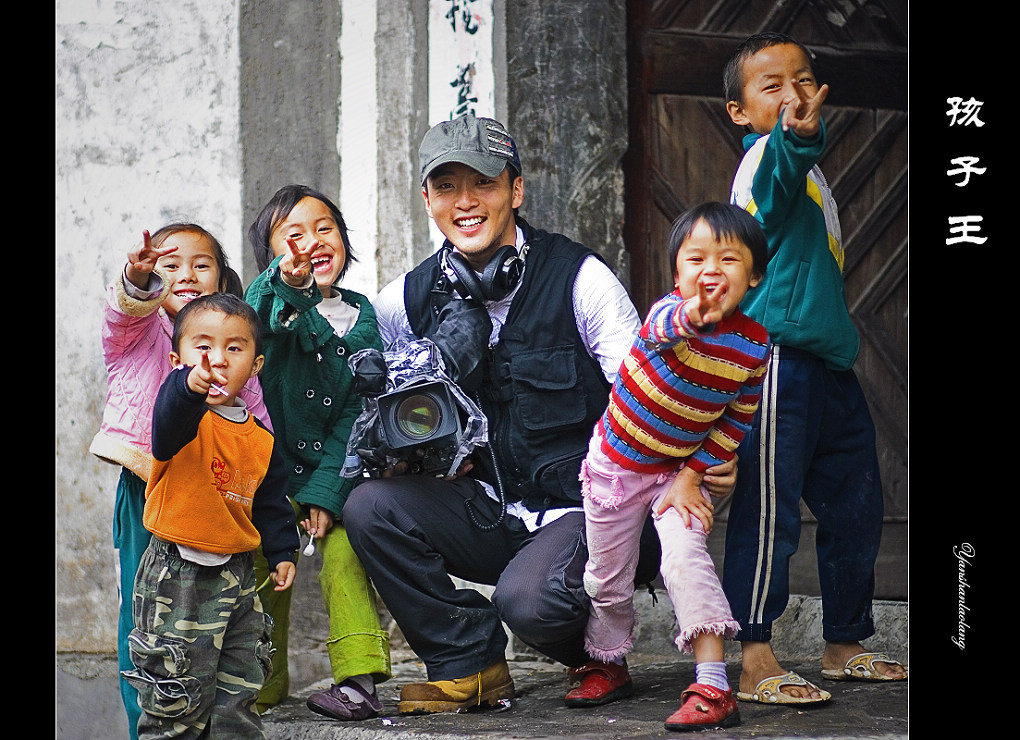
[{"x1": 429, "y1": 0, "x2": 494, "y2": 123}]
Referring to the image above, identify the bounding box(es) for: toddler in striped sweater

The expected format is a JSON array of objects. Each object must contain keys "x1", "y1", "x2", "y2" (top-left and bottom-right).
[{"x1": 579, "y1": 202, "x2": 770, "y2": 731}]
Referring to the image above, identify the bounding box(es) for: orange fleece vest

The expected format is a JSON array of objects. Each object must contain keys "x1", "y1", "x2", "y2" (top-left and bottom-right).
[{"x1": 143, "y1": 410, "x2": 275, "y2": 554}]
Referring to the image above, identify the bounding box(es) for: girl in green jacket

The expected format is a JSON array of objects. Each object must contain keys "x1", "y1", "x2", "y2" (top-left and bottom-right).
[{"x1": 245, "y1": 184, "x2": 391, "y2": 721}]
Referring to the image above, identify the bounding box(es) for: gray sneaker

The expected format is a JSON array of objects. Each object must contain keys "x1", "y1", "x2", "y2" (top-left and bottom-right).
[{"x1": 306, "y1": 678, "x2": 383, "y2": 721}]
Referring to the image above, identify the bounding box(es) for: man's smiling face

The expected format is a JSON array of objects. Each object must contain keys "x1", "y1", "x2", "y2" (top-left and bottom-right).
[{"x1": 423, "y1": 162, "x2": 524, "y2": 271}]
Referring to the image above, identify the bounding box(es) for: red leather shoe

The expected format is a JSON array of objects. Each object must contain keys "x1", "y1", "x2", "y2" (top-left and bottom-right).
[
  {"x1": 664, "y1": 683, "x2": 740, "y2": 731},
  {"x1": 564, "y1": 659, "x2": 634, "y2": 707}
]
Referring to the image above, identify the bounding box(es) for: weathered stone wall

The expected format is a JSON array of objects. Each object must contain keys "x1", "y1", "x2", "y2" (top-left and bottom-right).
[
  {"x1": 238, "y1": 0, "x2": 343, "y2": 286},
  {"x1": 57, "y1": 0, "x2": 245, "y2": 653},
  {"x1": 507, "y1": 0, "x2": 630, "y2": 285}
]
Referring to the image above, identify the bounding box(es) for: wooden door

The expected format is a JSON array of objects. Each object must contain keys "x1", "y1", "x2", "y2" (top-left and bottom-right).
[{"x1": 624, "y1": 0, "x2": 908, "y2": 598}]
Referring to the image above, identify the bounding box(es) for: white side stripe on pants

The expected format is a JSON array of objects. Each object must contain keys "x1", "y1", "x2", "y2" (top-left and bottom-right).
[{"x1": 749, "y1": 345, "x2": 781, "y2": 626}]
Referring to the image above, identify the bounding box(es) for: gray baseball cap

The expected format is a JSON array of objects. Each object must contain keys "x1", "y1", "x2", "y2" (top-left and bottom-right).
[{"x1": 419, "y1": 113, "x2": 522, "y2": 185}]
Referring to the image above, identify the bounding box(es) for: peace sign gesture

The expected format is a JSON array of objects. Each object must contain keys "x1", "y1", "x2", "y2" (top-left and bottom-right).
[
  {"x1": 125, "y1": 230, "x2": 177, "y2": 289},
  {"x1": 684, "y1": 277, "x2": 727, "y2": 329},
  {"x1": 278, "y1": 237, "x2": 318, "y2": 287},
  {"x1": 781, "y1": 81, "x2": 829, "y2": 137}
]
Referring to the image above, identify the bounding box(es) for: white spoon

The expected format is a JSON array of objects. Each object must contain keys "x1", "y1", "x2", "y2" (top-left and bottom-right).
[{"x1": 302, "y1": 535, "x2": 316, "y2": 557}]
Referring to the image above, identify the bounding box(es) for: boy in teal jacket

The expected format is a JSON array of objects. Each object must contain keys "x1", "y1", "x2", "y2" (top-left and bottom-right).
[{"x1": 721, "y1": 32, "x2": 907, "y2": 706}]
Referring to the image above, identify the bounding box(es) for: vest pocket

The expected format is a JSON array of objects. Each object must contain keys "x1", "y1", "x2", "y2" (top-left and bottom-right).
[
  {"x1": 509, "y1": 346, "x2": 586, "y2": 430},
  {"x1": 535, "y1": 450, "x2": 587, "y2": 503}
]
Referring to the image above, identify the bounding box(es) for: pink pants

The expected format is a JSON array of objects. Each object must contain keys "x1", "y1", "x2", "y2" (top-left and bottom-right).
[{"x1": 580, "y1": 436, "x2": 739, "y2": 660}]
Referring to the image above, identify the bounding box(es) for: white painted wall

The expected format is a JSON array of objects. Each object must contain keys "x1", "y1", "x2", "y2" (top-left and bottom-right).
[
  {"x1": 339, "y1": 0, "x2": 380, "y2": 298},
  {"x1": 56, "y1": 0, "x2": 243, "y2": 650},
  {"x1": 427, "y1": 0, "x2": 496, "y2": 124}
]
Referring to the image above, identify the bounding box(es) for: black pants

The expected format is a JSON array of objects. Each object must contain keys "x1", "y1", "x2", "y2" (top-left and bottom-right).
[{"x1": 343, "y1": 475, "x2": 590, "y2": 681}]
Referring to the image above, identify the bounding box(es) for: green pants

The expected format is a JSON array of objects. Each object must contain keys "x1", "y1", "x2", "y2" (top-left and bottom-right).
[
  {"x1": 122, "y1": 538, "x2": 273, "y2": 740},
  {"x1": 316, "y1": 524, "x2": 392, "y2": 684},
  {"x1": 252, "y1": 499, "x2": 300, "y2": 712}
]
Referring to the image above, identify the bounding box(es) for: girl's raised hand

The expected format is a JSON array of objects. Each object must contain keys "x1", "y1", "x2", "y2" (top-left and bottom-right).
[
  {"x1": 125, "y1": 230, "x2": 178, "y2": 289},
  {"x1": 278, "y1": 237, "x2": 317, "y2": 287}
]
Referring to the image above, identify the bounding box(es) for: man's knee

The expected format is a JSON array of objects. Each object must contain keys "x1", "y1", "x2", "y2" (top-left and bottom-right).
[
  {"x1": 494, "y1": 576, "x2": 587, "y2": 642},
  {"x1": 342, "y1": 480, "x2": 394, "y2": 549},
  {"x1": 342, "y1": 482, "x2": 369, "y2": 527},
  {"x1": 344, "y1": 477, "x2": 398, "y2": 519}
]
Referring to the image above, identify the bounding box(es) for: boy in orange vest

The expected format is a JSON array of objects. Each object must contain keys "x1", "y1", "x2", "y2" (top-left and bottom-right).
[{"x1": 121, "y1": 293, "x2": 297, "y2": 739}]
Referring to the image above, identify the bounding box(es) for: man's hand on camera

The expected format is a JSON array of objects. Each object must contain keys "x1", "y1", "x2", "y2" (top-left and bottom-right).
[
  {"x1": 380, "y1": 455, "x2": 474, "y2": 480},
  {"x1": 381, "y1": 459, "x2": 410, "y2": 477},
  {"x1": 443, "y1": 457, "x2": 474, "y2": 481}
]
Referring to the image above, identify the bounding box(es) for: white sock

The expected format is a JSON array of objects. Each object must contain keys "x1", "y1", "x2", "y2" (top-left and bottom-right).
[
  {"x1": 339, "y1": 673, "x2": 376, "y2": 702},
  {"x1": 694, "y1": 661, "x2": 729, "y2": 691}
]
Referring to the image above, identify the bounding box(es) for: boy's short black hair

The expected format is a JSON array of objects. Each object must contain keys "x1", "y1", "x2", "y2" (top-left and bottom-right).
[
  {"x1": 666, "y1": 202, "x2": 768, "y2": 280},
  {"x1": 247, "y1": 184, "x2": 358, "y2": 278},
  {"x1": 172, "y1": 293, "x2": 263, "y2": 357},
  {"x1": 723, "y1": 31, "x2": 814, "y2": 104}
]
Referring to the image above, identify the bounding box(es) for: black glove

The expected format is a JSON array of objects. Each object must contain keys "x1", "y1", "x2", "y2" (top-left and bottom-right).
[
  {"x1": 349, "y1": 349, "x2": 388, "y2": 397},
  {"x1": 431, "y1": 298, "x2": 492, "y2": 394}
]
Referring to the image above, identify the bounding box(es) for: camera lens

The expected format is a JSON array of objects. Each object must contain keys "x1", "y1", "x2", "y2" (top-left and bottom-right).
[{"x1": 395, "y1": 394, "x2": 443, "y2": 439}]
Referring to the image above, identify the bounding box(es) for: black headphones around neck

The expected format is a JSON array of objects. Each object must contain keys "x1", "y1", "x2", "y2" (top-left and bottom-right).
[{"x1": 440, "y1": 244, "x2": 526, "y2": 303}]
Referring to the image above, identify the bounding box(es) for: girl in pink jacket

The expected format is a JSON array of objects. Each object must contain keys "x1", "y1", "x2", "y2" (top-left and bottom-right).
[{"x1": 90, "y1": 223, "x2": 273, "y2": 739}]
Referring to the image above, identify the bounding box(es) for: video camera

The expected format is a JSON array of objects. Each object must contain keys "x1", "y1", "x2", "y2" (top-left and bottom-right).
[
  {"x1": 375, "y1": 380, "x2": 465, "y2": 474},
  {"x1": 343, "y1": 339, "x2": 487, "y2": 478}
]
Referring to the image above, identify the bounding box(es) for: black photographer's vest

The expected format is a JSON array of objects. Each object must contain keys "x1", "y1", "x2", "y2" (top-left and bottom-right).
[{"x1": 404, "y1": 219, "x2": 611, "y2": 515}]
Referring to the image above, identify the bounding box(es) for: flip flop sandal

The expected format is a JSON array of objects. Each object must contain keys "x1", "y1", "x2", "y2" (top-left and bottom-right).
[
  {"x1": 820, "y1": 652, "x2": 908, "y2": 682},
  {"x1": 735, "y1": 672, "x2": 831, "y2": 705}
]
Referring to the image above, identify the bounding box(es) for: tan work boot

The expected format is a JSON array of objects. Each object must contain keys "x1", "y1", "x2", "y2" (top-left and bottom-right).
[{"x1": 398, "y1": 659, "x2": 515, "y2": 714}]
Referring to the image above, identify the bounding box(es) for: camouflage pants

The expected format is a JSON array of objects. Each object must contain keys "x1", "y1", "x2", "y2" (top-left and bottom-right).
[{"x1": 121, "y1": 538, "x2": 274, "y2": 739}]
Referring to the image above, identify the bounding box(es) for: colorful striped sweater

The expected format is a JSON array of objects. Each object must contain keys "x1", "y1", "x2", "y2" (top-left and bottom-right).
[{"x1": 597, "y1": 289, "x2": 771, "y2": 474}]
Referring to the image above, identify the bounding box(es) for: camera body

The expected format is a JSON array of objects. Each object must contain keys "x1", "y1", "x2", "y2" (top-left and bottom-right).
[
  {"x1": 344, "y1": 339, "x2": 488, "y2": 479},
  {"x1": 375, "y1": 381, "x2": 464, "y2": 475}
]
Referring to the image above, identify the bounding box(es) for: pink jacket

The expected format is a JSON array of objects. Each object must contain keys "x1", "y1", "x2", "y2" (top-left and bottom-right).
[{"x1": 89, "y1": 270, "x2": 273, "y2": 481}]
